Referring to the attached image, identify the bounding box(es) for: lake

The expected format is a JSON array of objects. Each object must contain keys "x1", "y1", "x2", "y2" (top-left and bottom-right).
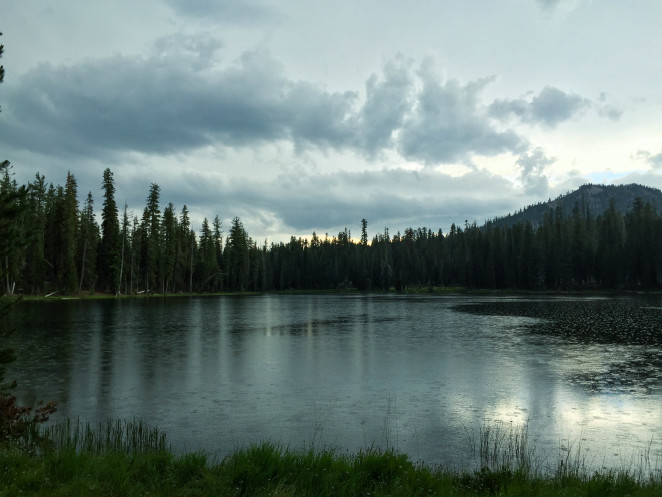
[{"x1": 6, "y1": 293, "x2": 662, "y2": 470}]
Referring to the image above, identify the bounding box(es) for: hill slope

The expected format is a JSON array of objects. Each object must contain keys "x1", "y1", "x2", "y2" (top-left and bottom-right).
[{"x1": 488, "y1": 183, "x2": 662, "y2": 228}]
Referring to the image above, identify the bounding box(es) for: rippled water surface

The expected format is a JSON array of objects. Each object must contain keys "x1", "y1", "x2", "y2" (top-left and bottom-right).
[{"x1": 8, "y1": 294, "x2": 662, "y2": 469}]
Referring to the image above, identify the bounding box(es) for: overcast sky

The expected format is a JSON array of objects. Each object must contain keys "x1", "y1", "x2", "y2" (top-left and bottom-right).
[{"x1": 2, "y1": 0, "x2": 661, "y2": 242}]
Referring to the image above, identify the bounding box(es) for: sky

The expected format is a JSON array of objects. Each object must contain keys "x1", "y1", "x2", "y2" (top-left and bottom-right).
[{"x1": 1, "y1": 0, "x2": 662, "y2": 243}]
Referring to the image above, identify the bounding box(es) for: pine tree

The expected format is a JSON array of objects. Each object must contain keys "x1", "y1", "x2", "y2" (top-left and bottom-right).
[
  {"x1": 99, "y1": 168, "x2": 121, "y2": 293},
  {"x1": 178, "y1": 206, "x2": 196, "y2": 293},
  {"x1": 143, "y1": 183, "x2": 161, "y2": 292},
  {"x1": 0, "y1": 163, "x2": 24, "y2": 295},
  {"x1": 24, "y1": 174, "x2": 48, "y2": 294},
  {"x1": 213, "y1": 215, "x2": 224, "y2": 290},
  {"x1": 160, "y1": 202, "x2": 178, "y2": 293},
  {"x1": 43, "y1": 184, "x2": 59, "y2": 291},
  {"x1": 197, "y1": 218, "x2": 220, "y2": 292},
  {"x1": 61, "y1": 172, "x2": 79, "y2": 293},
  {"x1": 118, "y1": 204, "x2": 129, "y2": 294},
  {"x1": 129, "y1": 216, "x2": 141, "y2": 294},
  {"x1": 78, "y1": 192, "x2": 99, "y2": 292},
  {"x1": 225, "y1": 217, "x2": 250, "y2": 291}
]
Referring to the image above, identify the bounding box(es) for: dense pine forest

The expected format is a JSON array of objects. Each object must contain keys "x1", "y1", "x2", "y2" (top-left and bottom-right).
[{"x1": 1, "y1": 164, "x2": 662, "y2": 296}]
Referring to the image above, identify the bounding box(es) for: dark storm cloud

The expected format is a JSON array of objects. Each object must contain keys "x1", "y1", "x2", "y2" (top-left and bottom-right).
[
  {"x1": 489, "y1": 85, "x2": 589, "y2": 127},
  {"x1": 0, "y1": 41, "x2": 357, "y2": 160},
  {"x1": 397, "y1": 64, "x2": 526, "y2": 163},
  {"x1": 1, "y1": 46, "x2": 530, "y2": 166},
  {"x1": 516, "y1": 147, "x2": 554, "y2": 196}
]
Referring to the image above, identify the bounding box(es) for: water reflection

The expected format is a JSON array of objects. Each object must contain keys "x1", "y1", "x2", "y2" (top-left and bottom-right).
[{"x1": 6, "y1": 294, "x2": 662, "y2": 469}]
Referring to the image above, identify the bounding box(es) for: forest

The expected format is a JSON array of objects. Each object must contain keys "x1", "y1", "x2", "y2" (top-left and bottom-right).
[{"x1": 1, "y1": 164, "x2": 662, "y2": 296}]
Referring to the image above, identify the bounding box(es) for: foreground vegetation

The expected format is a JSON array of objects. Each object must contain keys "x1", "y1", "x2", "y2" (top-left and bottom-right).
[{"x1": 2, "y1": 420, "x2": 662, "y2": 496}]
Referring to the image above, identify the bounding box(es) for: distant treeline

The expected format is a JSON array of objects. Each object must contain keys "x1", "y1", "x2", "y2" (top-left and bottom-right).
[{"x1": 1, "y1": 164, "x2": 662, "y2": 296}]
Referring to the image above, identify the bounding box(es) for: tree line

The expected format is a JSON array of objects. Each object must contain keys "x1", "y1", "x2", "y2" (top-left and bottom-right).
[
  {"x1": 2, "y1": 166, "x2": 662, "y2": 296},
  {"x1": 0, "y1": 165, "x2": 249, "y2": 295}
]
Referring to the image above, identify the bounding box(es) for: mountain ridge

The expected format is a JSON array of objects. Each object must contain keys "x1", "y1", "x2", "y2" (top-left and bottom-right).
[{"x1": 487, "y1": 183, "x2": 662, "y2": 229}]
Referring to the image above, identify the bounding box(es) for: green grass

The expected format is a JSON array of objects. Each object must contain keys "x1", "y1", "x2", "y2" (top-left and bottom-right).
[{"x1": 2, "y1": 419, "x2": 662, "y2": 496}]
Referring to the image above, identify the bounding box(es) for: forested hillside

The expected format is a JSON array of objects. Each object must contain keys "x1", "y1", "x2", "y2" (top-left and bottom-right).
[
  {"x1": 1, "y1": 165, "x2": 662, "y2": 295},
  {"x1": 488, "y1": 183, "x2": 662, "y2": 229}
]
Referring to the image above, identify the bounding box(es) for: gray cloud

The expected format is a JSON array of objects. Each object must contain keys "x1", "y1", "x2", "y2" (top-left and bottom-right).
[
  {"x1": 1, "y1": 48, "x2": 529, "y2": 167},
  {"x1": 355, "y1": 57, "x2": 414, "y2": 157},
  {"x1": 530, "y1": 86, "x2": 589, "y2": 125},
  {"x1": 602, "y1": 170, "x2": 662, "y2": 197},
  {"x1": 489, "y1": 86, "x2": 589, "y2": 127},
  {"x1": 635, "y1": 149, "x2": 662, "y2": 170},
  {"x1": 282, "y1": 81, "x2": 358, "y2": 152},
  {"x1": 596, "y1": 92, "x2": 623, "y2": 121},
  {"x1": 651, "y1": 152, "x2": 662, "y2": 169},
  {"x1": 104, "y1": 164, "x2": 527, "y2": 241},
  {"x1": 397, "y1": 62, "x2": 526, "y2": 164},
  {"x1": 0, "y1": 41, "x2": 357, "y2": 160},
  {"x1": 154, "y1": 166, "x2": 530, "y2": 238},
  {"x1": 598, "y1": 105, "x2": 623, "y2": 121},
  {"x1": 516, "y1": 147, "x2": 554, "y2": 196},
  {"x1": 151, "y1": 34, "x2": 224, "y2": 68}
]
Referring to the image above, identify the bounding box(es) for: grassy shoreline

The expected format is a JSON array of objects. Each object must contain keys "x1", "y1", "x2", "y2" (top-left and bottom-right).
[
  {"x1": 2, "y1": 420, "x2": 661, "y2": 496},
  {"x1": 4, "y1": 286, "x2": 659, "y2": 302}
]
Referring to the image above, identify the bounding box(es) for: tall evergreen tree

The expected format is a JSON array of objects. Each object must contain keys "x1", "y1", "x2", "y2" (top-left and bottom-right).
[
  {"x1": 118, "y1": 204, "x2": 129, "y2": 294},
  {"x1": 60, "y1": 172, "x2": 79, "y2": 293},
  {"x1": 78, "y1": 192, "x2": 99, "y2": 292},
  {"x1": 160, "y1": 202, "x2": 178, "y2": 293},
  {"x1": 0, "y1": 164, "x2": 24, "y2": 295},
  {"x1": 129, "y1": 216, "x2": 141, "y2": 294},
  {"x1": 178, "y1": 205, "x2": 197, "y2": 293},
  {"x1": 197, "y1": 218, "x2": 220, "y2": 292},
  {"x1": 43, "y1": 184, "x2": 60, "y2": 290},
  {"x1": 225, "y1": 217, "x2": 250, "y2": 291},
  {"x1": 213, "y1": 215, "x2": 224, "y2": 290},
  {"x1": 24, "y1": 174, "x2": 48, "y2": 294},
  {"x1": 99, "y1": 168, "x2": 121, "y2": 293},
  {"x1": 139, "y1": 183, "x2": 162, "y2": 292}
]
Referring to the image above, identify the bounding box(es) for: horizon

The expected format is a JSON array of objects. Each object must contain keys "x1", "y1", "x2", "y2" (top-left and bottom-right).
[{"x1": 6, "y1": 164, "x2": 659, "y2": 244}]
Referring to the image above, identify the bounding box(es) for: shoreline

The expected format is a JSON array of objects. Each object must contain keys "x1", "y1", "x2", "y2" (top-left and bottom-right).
[{"x1": 4, "y1": 286, "x2": 660, "y2": 302}]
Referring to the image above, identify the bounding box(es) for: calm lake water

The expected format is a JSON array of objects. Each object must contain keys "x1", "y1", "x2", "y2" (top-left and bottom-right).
[{"x1": 7, "y1": 293, "x2": 662, "y2": 470}]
